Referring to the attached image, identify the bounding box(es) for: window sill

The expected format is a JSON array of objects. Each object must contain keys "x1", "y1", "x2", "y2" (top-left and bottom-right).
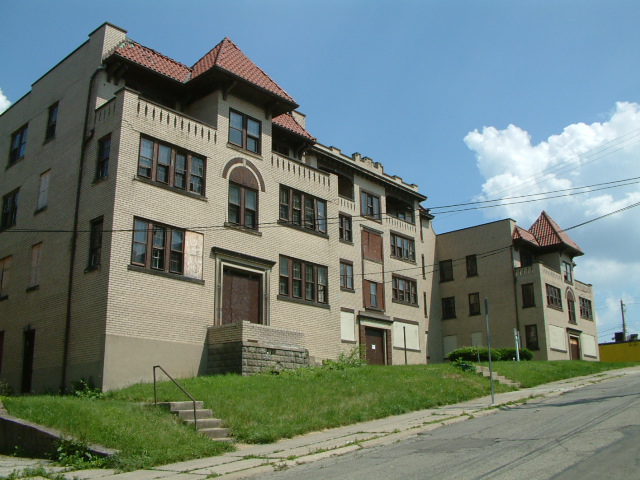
[
  {"x1": 34, "y1": 206, "x2": 47, "y2": 216},
  {"x1": 442, "y1": 316, "x2": 456, "y2": 320},
  {"x1": 362, "y1": 215, "x2": 382, "y2": 224},
  {"x1": 391, "y1": 299, "x2": 419, "y2": 308},
  {"x1": 467, "y1": 273, "x2": 478, "y2": 278},
  {"x1": 92, "y1": 176, "x2": 109, "y2": 185},
  {"x1": 469, "y1": 312, "x2": 481, "y2": 316},
  {"x1": 390, "y1": 256, "x2": 416, "y2": 265},
  {"x1": 5, "y1": 158, "x2": 24, "y2": 170},
  {"x1": 277, "y1": 220, "x2": 329, "y2": 239},
  {"x1": 364, "y1": 306, "x2": 385, "y2": 313},
  {"x1": 277, "y1": 294, "x2": 330, "y2": 309},
  {"x1": 85, "y1": 264, "x2": 101, "y2": 274},
  {"x1": 522, "y1": 304, "x2": 536, "y2": 309},
  {"x1": 224, "y1": 223, "x2": 262, "y2": 236},
  {"x1": 26, "y1": 285, "x2": 39, "y2": 293},
  {"x1": 134, "y1": 176, "x2": 208, "y2": 201},
  {"x1": 127, "y1": 265, "x2": 205, "y2": 284},
  {"x1": 547, "y1": 304, "x2": 563, "y2": 312},
  {"x1": 341, "y1": 339, "x2": 357, "y2": 344},
  {"x1": 439, "y1": 279, "x2": 454, "y2": 283},
  {"x1": 580, "y1": 317, "x2": 594, "y2": 321},
  {"x1": 362, "y1": 257, "x2": 384, "y2": 264},
  {"x1": 339, "y1": 239, "x2": 354, "y2": 246},
  {"x1": 227, "y1": 142, "x2": 263, "y2": 160},
  {"x1": 42, "y1": 136, "x2": 55, "y2": 146},
  {"x1": 393, "y1": 346, "x2": 421, "y2": 353},
  {"x1": 340, "y1": 287, "x2": 355, "y2": 293}
]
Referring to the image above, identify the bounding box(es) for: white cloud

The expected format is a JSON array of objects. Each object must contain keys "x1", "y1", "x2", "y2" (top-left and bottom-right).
[
  {"x1": 464, "y1": 102, "x2": 640, "y2": 340},
  {"x1": 0, "y1": 88, "x2": 10, "y2": 114}
]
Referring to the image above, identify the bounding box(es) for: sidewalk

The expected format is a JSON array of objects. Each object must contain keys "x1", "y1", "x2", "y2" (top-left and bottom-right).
[{"x1": 2, "y1": 366, "x2": 639, "y2": 480}]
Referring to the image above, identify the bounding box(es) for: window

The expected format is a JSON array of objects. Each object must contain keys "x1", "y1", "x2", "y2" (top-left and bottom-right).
[
  {"x1": 279, "y1": 256, "x2": 328, "y2": 305},
  {"x1": 525, "y1": 325, "x2": 539, "y2": 350},
  {"x1": 337, "y1": 175, "x2": 354, "y2": 199},
  {"x1": 392, "y1": 276, "x2": 418, "y2": 305},
  {"x1": 138, "y1": 137, "x2": 205, "y2": 195},
  {"x1": 364, "y1": 279, "x2": 384, "y2": 310},
  {"x1": 279, "y1": 186, "x2": 327, "y2": 233},
  {"x1": 439, "y1": 259, "x2": 453, "y2": 282},
  {"x1": 386, "y1": 196, "x2": 414, "y2": 224},
  {"x1": 228, "y1": 183, "x2": 258, "y2": 229},
  {"x1": 88, "y1": 217, "x2": 103, "y2": 270},
  {"x1": 522, "y1": 283, "x2": 535, "y2": 308},
  {"x1": 563, "y1": 261, "x2": 573, "y2": 284},
  {"x1": 466, "y1": 255, "x2": 478, "y2": 276},
  {"x1": 469, "y1": 293, "x2": 481, "y2": 316},
  {"x1": 579, "y1": 297, "x2": 593, "y2": 320},
  {"x1": 9, "y1": 124, "x2": 28, "y2": 165},
  {"x1": 45, "y1": 102, "x2": 58, "y2": 141},
  {"x1": 360, "y1": 190, "x2": 381, "y2": 221},
  {"x1": 1, "y1": 189, "x2": 19, "y2": 230},
  {"x1": 520, "y1": 250, "x2": 534, "y2": 267},
  {"x1": 567, "y1": 289, "x2": 577, "y2": 324},
  {"x1": 339, "y1": 214, "x2": 352, "y2": 242},
  {"x1": 131, "y1": 219, "x2": 185, "y2": 275},
  {"x1": 96, "y1": 135, "x2": 111, "y2": 180},
  {"x1": 29, "y1": 243, "x2": 42, "y2": 288},
  {"x1": 442, "y1": 297, "x2": 456, "y2": 319},
  {"x1": 545, "y1": 284, "x2": 562, "y2": 309},
  {"x1": 229, "y1": 110, "x2": 261, "y2": 153},
  {"x1": 36, "y1": 170, "x2": 50, "y2": 211},
  {"x1": 340, "y1": 261, "x2": 354, "y2": 290},
  {"x1": 272, "y1": 140, "x2": 290, "y2": 157},
  {"x1": 0, "y1": 256, "x2": 11, "y2": 299},
  {"x1": 390, "y1": 233, "x2": 416, "y2": 262},
  {"x1": 362, "y1": 229, "x2": 383, "y2": 262}
]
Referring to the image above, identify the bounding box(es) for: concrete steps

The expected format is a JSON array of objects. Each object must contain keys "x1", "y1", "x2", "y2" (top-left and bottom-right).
[
  {"x1": 475, "y1": 366, "x2": 521, "y2": 387},
  {"x1": 160, "y1": 401, "x2": 233, "y2": 442}
]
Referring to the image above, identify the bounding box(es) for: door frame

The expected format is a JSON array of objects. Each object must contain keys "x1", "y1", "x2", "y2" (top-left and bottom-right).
[{"x1": 212, "y1": 247, "x2": 274, "y2": 326}]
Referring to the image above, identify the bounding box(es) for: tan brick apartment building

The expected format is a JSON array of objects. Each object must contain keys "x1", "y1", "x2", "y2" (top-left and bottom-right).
[
  {"x1": 0, "y1": 24, "x2": 437, "y2": 392},
  {"x1": 437, "y1": 213, "x2": 599, "y2": 362},
  {"x1": 0, "y1": 24, "x2": 596, "y2": 393}
]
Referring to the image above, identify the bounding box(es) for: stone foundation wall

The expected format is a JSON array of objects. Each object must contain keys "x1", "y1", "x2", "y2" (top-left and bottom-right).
[{"x1": 208, "y1": 322, "x2": 309, "y2": 375}]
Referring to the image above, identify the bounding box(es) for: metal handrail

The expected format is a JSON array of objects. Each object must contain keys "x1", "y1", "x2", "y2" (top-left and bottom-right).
[{"x1": 153, "y1": 365, "x2": 198, "y2": 430}]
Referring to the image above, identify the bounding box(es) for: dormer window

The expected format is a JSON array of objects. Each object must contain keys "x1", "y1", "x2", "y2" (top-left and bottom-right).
[
  {"x1": 563, "y1": 261, "x2": 573, "y2": 284},
  {"x1": 229, "y1": 110, "x2": 261, "y2": 154}
]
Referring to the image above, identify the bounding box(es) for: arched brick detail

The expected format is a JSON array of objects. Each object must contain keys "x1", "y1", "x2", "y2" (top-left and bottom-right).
[{"x1": 222, "y1": 157, "x2": 265, "y2": 192}]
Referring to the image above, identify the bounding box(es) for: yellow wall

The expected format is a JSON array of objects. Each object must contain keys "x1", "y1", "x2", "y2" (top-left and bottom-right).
[{"x1": 599, "y1": 341, "x2": 640, "y2": 362}]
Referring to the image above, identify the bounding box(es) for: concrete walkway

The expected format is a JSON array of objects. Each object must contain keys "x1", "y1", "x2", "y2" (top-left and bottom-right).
[{"x1": 2, "y1": 366, "x2": 639, "y2": 480}]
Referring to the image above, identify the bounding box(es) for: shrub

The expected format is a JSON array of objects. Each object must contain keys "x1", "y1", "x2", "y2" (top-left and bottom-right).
[
  {"x1": 447, "y1": 346, "x2": 502, "y2": 362},
  {"x1": 451, "y1": 358, "x2": 476, "y2": 373},
  {"x1": 498, "y1": 348, "x2": 533, "y2": 361},
  {"x1": 70, "y1": 379, "x2": 103, "y2": 399}
]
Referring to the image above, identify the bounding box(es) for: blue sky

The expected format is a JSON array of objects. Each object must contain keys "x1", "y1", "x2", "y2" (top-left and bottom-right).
[{"x1": 1, "y1": 1, "x2": 639, "y2": 342}]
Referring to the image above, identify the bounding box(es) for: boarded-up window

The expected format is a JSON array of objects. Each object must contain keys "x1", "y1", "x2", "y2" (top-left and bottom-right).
[
  {"x1": 184, "y1": 231, "x2": 203, "y2": 280},
  {"x1": 581, "y1": 334, "x2": 597, "y2": 358},
  {"x1": 340, "y1": 311, "x2": 356, "y2": 342},
  {"x1": 393, "y1": 322, "x2": 420, "y2": 350},
  {"x1": 443, "y1": 335, "x2": 457, "y2": 357},
  {"x1": 362, "y1": 229, "x2": 383, "y2": 262},
  {"x1": 471, "y1": 332, "x2": 483, "y2": 347},
  {"x1": 549, "y1": 325, "x2": 567, "y2": 351}
]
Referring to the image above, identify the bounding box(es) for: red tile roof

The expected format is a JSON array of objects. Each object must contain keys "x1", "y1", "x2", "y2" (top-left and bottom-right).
[
  {"x1": 112, "y1": 41, "x2": 191, "y2": 82},
  {"x1": 111, "y1": 37, "x2": 296, "y2": 104},
  {"x1": 273, "y1": 113, "x2": 315, "y2": 140},
  {"x1": 529, "y1": 211, "x2": 583, "y2": 254},
  {"x1": 192, "y1": 38, "x2": 295, "y2": 103},
  {"x1": 513, "y1": 211, "x2": 583, "y2": 255}
]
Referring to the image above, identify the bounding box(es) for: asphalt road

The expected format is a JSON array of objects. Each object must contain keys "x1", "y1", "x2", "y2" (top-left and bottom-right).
[{"x1": 257, "y1": 372, "x2": 640, "y2": 480}]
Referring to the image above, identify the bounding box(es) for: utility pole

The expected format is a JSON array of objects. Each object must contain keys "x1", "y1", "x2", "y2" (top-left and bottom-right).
[{"x1": 621, "y1": 299, "x2": 627, "y2": 340}]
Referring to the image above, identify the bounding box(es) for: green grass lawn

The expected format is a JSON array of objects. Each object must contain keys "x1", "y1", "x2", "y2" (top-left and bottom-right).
[
  {"x1": 480, "y1": 360, "x2": 638, "y2": 388},
  {"x1": 2, "y1": 361, "x2": 636, "y2": 471}
]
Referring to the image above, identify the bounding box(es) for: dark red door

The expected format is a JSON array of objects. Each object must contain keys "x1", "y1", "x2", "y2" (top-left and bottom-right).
[
  {"x1": 222, "y1": 268, "x2": 261, "y2": 324},
  {"x1": 569, "y1": 336, "x2": 581, "y2": 360},
  {"x1": 365, "y1": 327, "x2": 385, "y2": 365}
]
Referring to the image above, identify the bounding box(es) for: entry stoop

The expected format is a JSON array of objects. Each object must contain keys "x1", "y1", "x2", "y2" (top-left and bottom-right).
[
  {"x1": 475, "y1": 366, "x2": 521, "y2": 387},
  {"x1": 162, "y1": 401, "x2": 232, "y2": 442}
]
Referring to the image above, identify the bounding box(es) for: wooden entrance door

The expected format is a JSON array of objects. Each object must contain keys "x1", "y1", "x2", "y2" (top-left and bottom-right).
[
  {"x1": 21, "y1": 329, "x2": 35, "y2": 394},
  {"x1": 222, "y1": 268, "x2": 261, "y2": 324},
  {"x1": 569, "y1": 336, "x2": 581, "y2": 360},
  {"x1": 365, "y1": 327, "x2": 385, "y2": 365}
]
